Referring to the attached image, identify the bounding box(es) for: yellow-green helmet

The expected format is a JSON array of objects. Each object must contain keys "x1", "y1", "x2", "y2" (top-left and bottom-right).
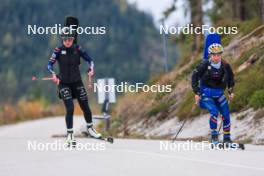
[{"x1": 208, "y1": 43, "x2": 224, "y2": 54}]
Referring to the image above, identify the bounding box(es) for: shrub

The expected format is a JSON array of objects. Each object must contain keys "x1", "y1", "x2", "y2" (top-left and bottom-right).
[
  {"x1": 148, "y1": 102, "x2": 170, "y2": 117},
  {"x1": 230, "y1": 59, "x2": 264, "y2": 111},
  {"x1": 249, "y1": 90, "x2": 264, "y2": 109},
  {"x1": 176, "y1": 91, "x2": 201, "y2": 121}
]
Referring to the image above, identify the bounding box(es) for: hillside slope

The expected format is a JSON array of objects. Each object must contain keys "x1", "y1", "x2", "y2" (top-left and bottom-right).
[{"x1": 113, "y1": 23, "x2": 264, "y2": 144}]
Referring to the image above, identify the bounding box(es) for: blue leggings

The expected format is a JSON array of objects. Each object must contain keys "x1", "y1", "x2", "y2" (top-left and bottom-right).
[{"x1": 199, "y1": 95, "x2": 231, "y2": 133}]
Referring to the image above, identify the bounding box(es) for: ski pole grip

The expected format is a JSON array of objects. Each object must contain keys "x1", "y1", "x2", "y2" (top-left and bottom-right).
[
  {"x1": 42, "y1": 77, "x2": 53, "y2": 80},
  {"x1": 88, "y1": 74, "x2": 93, "y2": 90}
]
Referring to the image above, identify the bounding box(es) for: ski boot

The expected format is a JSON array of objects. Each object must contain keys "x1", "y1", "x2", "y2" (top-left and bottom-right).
[
  {"x1": 87, "y1": 123, "x2": 102, "y2": 139},
  {"x1": 222, "y1": 133, "x2": 245, "y2": 150},
  {"x1": 223, "y1": 132, "x2": 233, "y2": 148},
  {"x1": 210, "y1": 130, "x2": 219, "y2": 149},
  {"x1": 66, "y1": 131, "x2": 77, "y2": 147},
  {"x1": 210, "y1": 130, "x2": 219, "y2": 144},
  {"x1": 223, "y1": 133, "x2": 232, "y2": 143}
]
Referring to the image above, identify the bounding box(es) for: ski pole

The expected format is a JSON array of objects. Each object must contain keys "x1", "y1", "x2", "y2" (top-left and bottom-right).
[
  {"x1": 218, "y1": 118, "x2": 223, "y2": 134},
  {"x1": 32, "y1": 76, "x2": 60, "y2": 85},
  {"x1": 172, "y1": 116, "x2": 188, "y2": 142},
  {"x1": 172, "y1": 104, "x2": 197, "y2": 142},
  {"x1": 32, "y1": 76, "x2": 53, "y2": 81}
]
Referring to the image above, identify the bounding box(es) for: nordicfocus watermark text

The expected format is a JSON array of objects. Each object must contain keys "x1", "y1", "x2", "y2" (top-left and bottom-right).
[
  {"x1": 160, "y1": 24, "x2": 238, "y2": 35},
  {"x1": 27, "y1": 24, "x2": 106, "y2": 35},
  {"x1": 94, "y1": 82, "x2": 172, "y2": 93},
  {"x1": 160, "y1": 140, "x2": 240, "y2": 151},
  {"x1": 27, "y1": 140, "x2": 106, "y2": 151}
]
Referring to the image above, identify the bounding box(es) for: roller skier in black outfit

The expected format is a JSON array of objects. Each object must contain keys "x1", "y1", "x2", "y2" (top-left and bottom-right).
[{"x1": 47, "y1": 17, "x2": 101, "y2": 146}]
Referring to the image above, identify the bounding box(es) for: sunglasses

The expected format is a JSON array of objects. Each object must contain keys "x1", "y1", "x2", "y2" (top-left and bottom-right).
[
  {"x1": 211, "y1": 53, "x2": 222, "y2": 57},
  {"x1": 62, "y1": 37, "x2": 74, "y2": 42}
]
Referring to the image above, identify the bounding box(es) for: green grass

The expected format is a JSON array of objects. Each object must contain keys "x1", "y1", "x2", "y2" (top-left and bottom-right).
[
  {"x1": 176, "y1": 91, "x2": 201, "y2": 121},
  {"x1": 147, "y1": 74, "x2": 163, "y2": 86},
  {"x1": 179, "y1": 58, "x2": 200, "y2": 78},
  {"x1": 148, "y1": 102, "x2": 171, "y2": 117},
  {"x1": 221, "y1": 19, "x2": 261, "y2": 47},
  {"x1": 154, "y1": 91, "x2": 169, "y2": 101},
  {"x1": 249, "y1": 90, "x2": 264, "y2": 110},
  {"x1": 105, "y1": 117, "x2": 123, "y2": 137},
  {"x1": 230, "y1": 58, "x2": 264, "y2": 111},
  {"x1": 238, "y1": 18, "x2": 262, "y2": 36},
  {"x1": 232, "y1": 47, "x2": 259, "y2": 69}
]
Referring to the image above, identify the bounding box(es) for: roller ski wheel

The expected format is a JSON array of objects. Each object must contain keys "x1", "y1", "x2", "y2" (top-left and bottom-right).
[
  {"x1": 91, "y1": 136, "x2": 114, "y2": 144},
  {"x1": 66, "y1": 140, "x2": 77, "y2": 147},
  {"x1": 210, "y1": 142, "x2": 245, "y2": 150},
  {"x1": 82, "y1": 126, "x2": 114, "y2": 144},
  {"x1": 222, "y1": 142, "x2": 245, "y2": 150}
]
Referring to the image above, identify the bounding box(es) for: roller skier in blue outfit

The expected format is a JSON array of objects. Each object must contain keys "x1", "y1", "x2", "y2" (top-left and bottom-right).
[{"x1": 191, "y1": 43, "x2": 235, "y2": 144}]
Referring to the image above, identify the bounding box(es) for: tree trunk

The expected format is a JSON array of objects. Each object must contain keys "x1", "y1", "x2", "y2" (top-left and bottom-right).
[
  {"x1": 239, "y1": 0, "x2": 246, "y2": 21},
  {"x1": 189, "y1": 0, "x2": 203, "y2": 55},
  {"x1": 260, "y1": 0, "x2": 264, "y2": 23},
  {"x1": 232, "y1": 0, "x2": 246, "y2": 21}
]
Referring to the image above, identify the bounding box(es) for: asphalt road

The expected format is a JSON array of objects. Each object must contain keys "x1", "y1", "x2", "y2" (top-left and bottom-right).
[{"x1": 0, "y1": 117, "x2": 264, "y2": 176}]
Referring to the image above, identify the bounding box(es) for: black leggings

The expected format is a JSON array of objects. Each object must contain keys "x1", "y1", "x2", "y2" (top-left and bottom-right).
[
  {"x1": 59, "y1": 82, "x2": 92, "y2": 130},
  {"x1": 63, "y1": 98, "x2": 92, "y2": 129}
]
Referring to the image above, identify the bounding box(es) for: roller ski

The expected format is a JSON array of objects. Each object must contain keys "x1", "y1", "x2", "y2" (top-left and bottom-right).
[
  {"x1": 210, "y1": 131, "x2": 245, "y2": 150},
  {"x1": 219, "y1": 135, "x2": 245, "y2": 150},
  {"x1": 213, "y1": 142, "x2": 245, "y2": 150},
  {"x1": 82, "y1": 124, "x2": 114, "y2": 144},
  {"x1": 219, "y1": 142, "x2": 245, "y2": 150},
  {"x1": 66, "y1": 132, "x2": 77, "y2": 147},
  {"x1": 94, "y1": 136, "x2": 114, "y2": 144}
]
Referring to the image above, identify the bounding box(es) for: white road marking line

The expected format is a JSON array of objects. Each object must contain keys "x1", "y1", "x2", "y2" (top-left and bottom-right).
[{"x1": 108, "y1": 148, "x2": 264, "y2": 171}]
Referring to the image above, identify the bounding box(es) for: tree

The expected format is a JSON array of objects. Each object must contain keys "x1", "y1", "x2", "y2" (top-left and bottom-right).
[
  {"x1": 163, "y1": 0, "x2": 203, "y2": 55},
  {"x1": 231, "y1": 0, "x2": 246, "y2": 21},
  {"x1": 260, "y1": 0, "x2": 264, "y2": 23},
  {"x1": 189, "y1": 0, "x2": 203, "y2": 54}
]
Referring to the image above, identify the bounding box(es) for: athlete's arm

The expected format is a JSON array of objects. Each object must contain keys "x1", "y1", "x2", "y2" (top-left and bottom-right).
[
  {"x1": 77, "y1": 45, "x2": 94, "y2": 74},
  {"x1": 47, "y1": 47, "x2": 61, "y2": 74},
  {"x1": 191, "y1": 60, "x2": 208, "y2": 95},
  {"x1": 226, "y1": 64, "x2": 235, "y2": 100},
  {"x1": 47, "y1": 47, "x2": 60, "y2": 84},
  {"x1": 226, "y1": 64, "x2": 235, "y2": 90}
]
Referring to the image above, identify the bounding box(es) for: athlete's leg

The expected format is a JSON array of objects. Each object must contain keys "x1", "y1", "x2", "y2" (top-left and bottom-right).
[
  {"x1": 74, "y1": 82, "x2": 102, "y2": 138},
  {"x1": 74, "y1": 82, "x2": 92, "y2": 124},
  {"x1": 217, "y1": 95, "x2": 231, "y2": 141},
  {"x1": 63, "y1": 99, "x2": 74, "y2": 130},
  {"x1": 199, "y1": 97, "x2": 219, "y2": 130},
  {"x1": 59, "y1": 84, "x2": 74, "y2": 133}
]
